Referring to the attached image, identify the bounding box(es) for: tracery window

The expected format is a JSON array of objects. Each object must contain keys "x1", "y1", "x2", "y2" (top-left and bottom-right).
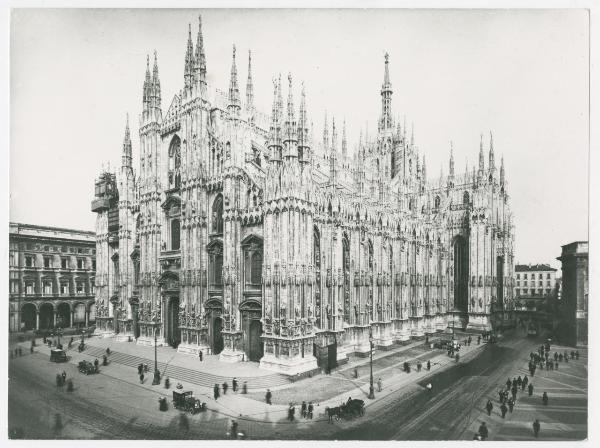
[{"x1": 212, "y1": 195, "x2": 224, "y2": 234}]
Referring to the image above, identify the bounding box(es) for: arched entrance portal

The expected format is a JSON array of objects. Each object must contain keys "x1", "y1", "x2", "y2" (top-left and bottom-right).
[
  {"x1": 57, "y1": 302, "x2": 71, "y2": 327},
  {"x1": 39, "y1": 303, "x2": 54, "y2": 329},
  {"x1": 249, "y1": 320, "x2": 263, "y2": 362},
  {"x1": 167, "y1": 297, "x2": 180, "y2": 348},
  {"x1": 21, "y1": 303, "x2": 36, "y2": 330},
  {"x1": 453, "y1": 236, "x2": 469, "y2": 313},
  {"x1": 212, "y1": 317, "x2": 224, "y2": 355}
]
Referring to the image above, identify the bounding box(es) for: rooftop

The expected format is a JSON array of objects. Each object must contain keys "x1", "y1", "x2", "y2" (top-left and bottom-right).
[{"x1": 515, "y1": 263, "x2": 557, "y2": 272}]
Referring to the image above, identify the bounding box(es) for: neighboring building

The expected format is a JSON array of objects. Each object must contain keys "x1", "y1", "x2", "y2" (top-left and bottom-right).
[
  {"x1": 91, "y1": 16, "x2": 515, "y2": 375},
  {"x1": 557, "y1": 242, "x2": 588, "y2": 346},
  {"x1": 514, "y1": 264, "x2": 557, "y2": 298},
  {"x1": 8, "y1": 223, "x2": 97, "y2": 332}
]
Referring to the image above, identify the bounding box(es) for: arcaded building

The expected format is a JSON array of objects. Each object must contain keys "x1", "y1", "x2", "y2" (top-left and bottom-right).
[
  {"x1": 557, "y1": 241, "x2": 588, "y2": 347},
  {"x1": 91, "y1": 16, "x2": 515, "y2": 374},
  {"x1": 8, "y1": 223, "x2": 97, "y2": 333}
]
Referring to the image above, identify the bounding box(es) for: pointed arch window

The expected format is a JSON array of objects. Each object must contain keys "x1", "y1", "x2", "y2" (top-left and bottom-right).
[
  {"x1": 212, "y1": 195, "x2": 224, "y2": 234},
  {"x1": 170, "y1": 218, "x2": 180, "y2": 251},
  {"x1": 168, "y1": 136, "x2": 181, "y2": 189}
]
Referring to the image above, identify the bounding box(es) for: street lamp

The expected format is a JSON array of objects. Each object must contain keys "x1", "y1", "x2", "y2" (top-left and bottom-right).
[
  {"x1": 152, "y1": 300, "x2": 161, "y2": 385},
  {"x1": 368, "y1": 327, "x2": 375, "y2": 399}
]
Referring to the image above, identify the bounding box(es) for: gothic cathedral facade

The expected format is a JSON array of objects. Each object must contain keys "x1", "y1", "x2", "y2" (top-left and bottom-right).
[{"x1": 91, "y1": 16, "x2": 515, "y2": 375}]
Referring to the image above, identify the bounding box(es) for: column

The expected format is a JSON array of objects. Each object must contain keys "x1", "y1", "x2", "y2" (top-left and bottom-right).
[
  {"x1": 36, "y1": 311, "x2": 40, "y2": 330},
  {"x1": 85, "y1": 309, "x2": 89, "y2": 327},
  {"x1": 53, "y1": 312, "x2": 57, "y2": 327}
]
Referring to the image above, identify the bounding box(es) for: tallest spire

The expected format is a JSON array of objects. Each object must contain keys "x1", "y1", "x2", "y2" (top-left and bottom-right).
[
  {"x1": 379, "y1": 52, "x2": 393, "y2": 131},
  {"x1": 246, "y1": 50, "x2": 254, "y2": 110},
  {"x1": 184, "y1": 23, "x2": 194, "y2": 90},
  {"x1": 194, "y1": 15, "x2": 207, "y2": 87},
  {"x1": 152, "y1": 51, "x2": 161, "y2": 111}
]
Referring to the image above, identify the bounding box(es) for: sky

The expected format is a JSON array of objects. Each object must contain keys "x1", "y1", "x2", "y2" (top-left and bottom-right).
[{"x1": 9, "y1": 8, "x2": 589, "y2": 269}]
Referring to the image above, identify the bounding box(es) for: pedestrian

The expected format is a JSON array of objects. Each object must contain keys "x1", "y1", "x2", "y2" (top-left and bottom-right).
[
  {"x1": 229, "y1": 419, "x2": 238, "y2": 439},
  {"x1": 500, "y1": 402, "x2": 508, "y2": 418},
  {"x1": 511, "y1": 386, "x2": 517, "y2": 401},
  {"x1": 222, "y1": 381, "x2": 228, "y2": 394},
  {"x1": 498, "y1": 390, "x2": 504, "y2": 403},
  {"x1": 533, "y1": 419, "x2": 541, "y2": 438},
  {"x1": 506, "y1": 378, "x2": 512, "y2": 389},
  {"x1": 426, "y1": 360, "x2": 431, "y2": 371},
  {"x1": 559, "y1": 353, "x2": 563, "y2": 362},
  {"x1": 138, "y1": 364, "x2": 143, "y2": 375},
  {"x1": 554, "y1": 352, "x2": 558, "y2": 361},
  {"x1": 301, "y1": 401, "x2": 307, "y2": 418},
  {"x1": 94, "y1": 358, "x2": 99, "y2": 372},
  {"x1": 266, "y1": 388, "x2": 272, "y2": 404},
  {"x1": 512, "y1": 377, "x2": 517, "y2": 388},
  {"x1": 575, "y1": 350, "x2": 580, "y2": 360},
  {"x1": 66, "y1": 379, "x2": 74, "y2": 392},
  {"x1": 106, "y1": 347, "x2": 111, "y2": 356},
  {"x1": 307, "y1": 402, "x2": 314, "y2": 419},
  {"x1": 56, "y1": 374, "x2": 63, "y2": 388},
  {"x1": 242, "y1": 381, "x2": 248, "y2": 394},
  {"x1": 140, "y1": 372, "x2": 144, "y2": 384},
  {"x1": 542, "y1": 391, "x2": 548, "y2": 406},
  {"x1": 102, "y1": 354, "x2": 108, "y2": 366},
  {"x1": 426, "y1": 382, "x2": 433, "y2": 392},
  {"x1": 199, "y1": 350, "x2": 203, "y2": 362},
  {"x1": 455, "y1": 353, "x2": 460, "y2": 362},
  {"x1": 232, "y1": 377, "x2": 238, "y2": 392},
  {"x1": 523, "y1": 375, "x2": 528, "y2": 387},
  {"x1": 417, "y1": 361, "x2": 422, "y2": 372},
  {"x1": 570, "y1": 350, "x2": 575, "y2": 360},
  {"x1": 478, "y1": 422, "x2": 489, "y2": 441},
  {"x1": 517, "y1": 376, "x2": 523, "y2": 387},
  {"x1": 425, "y1": 335, "x2": 429, "y2": 345},
  {"x1": 288, "y1": 403, "x2": 295, "y2": 421},
  {"x1": 214, "y1": 383, "x2": 220, "y2": 400},
  {"x1": 528, "y1": 383, "x2": 534, "y2": 397},
  {"x1": 477, "y1": 335, "x2": 481, "y2": 345},
  {"x1": 564, "y1": 353, "x2": 569, "y2": 363},
  {"x1": 354, "y1": 367, "x2": 359, "y2": 378},
  {"x1": 486, "y1": 400, "x2": 493, "y2": 416},
  {"x1": 468, "y1": 336, "x2": 472, "y2": 346},
  {"x1": 164, "y1": 376, "x2": 170, "y2": 389},
  {"x1": 508, "y1": 397, "x2": 514, "y2": 412},
  {"x1": 144, "y1": 363, "x2": 149, "y2": 373},
  {"x1": 61, "y1": 370, "x2": 67, "y2": 383},
  {"x1": 377, "y1": 377, "x2": 382, "y2": 392}
]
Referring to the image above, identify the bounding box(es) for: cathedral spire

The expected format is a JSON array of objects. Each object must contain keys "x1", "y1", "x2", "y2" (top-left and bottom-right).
[
  {"x1": 342, "y1": 119, "x2": 347, "y2": 159},
  {"x1": 489, "y1": 131, "x2": 495, "y2": 170},
  {"x1": 195, "y1": 15, "x2": 207, "y2": 87},
  {"x1": 478, "y1": 133, "x2": 485, "y2": 174},
  {"x1": 379, "y1": 52, "x2": 393, "y2": 131},
  {"x1": 422, "y1": 155, "x2": 427, "y2": 182},
  {"x1": 184, "y1": 23, "x2": 194, "y2": 90},
  {"x1": 143, "y1": 55, "x2": 151, "y2": 112},
  {"x1": 297, "y1": 82, "x2": 309, "y2": 163},
  {"x1": 410, "y1": 122, "x2": 414, "y2": 147},
  {"x1": 283, "y1": 73, "x2": 297, "y2": 157},
  {"x1": 500, "y1": 155, "x2": 505, "y2": 185},
  {"x1": 323, "y1": 112, "x2": 329, "y2": 150},
  {"x1": 449, "y1": 141, "x2": 455, "y2": 178},
  {"x1": 246, "y1": 50, "x2": 254, "y2": 110},
  {"x1": 152, "y1": 51, "x2": 161, "y2": 111},
  {"x1": 331, "y1": 117, "x2": 338, "y2": 154},
  {"x1": 122, "y1": 113, "x2": 132, "y2": 169},
  {"x1": 268, "y1": 77, "x2": 283, "y2": 161},
  {"x1": 227, "y1": 45, "x2": 241, "y2": 115}
]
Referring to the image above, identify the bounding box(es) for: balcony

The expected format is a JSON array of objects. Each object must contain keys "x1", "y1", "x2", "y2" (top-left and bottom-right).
[{"x1": 91, "y1": 197, "x2": 110, "y2": 212}]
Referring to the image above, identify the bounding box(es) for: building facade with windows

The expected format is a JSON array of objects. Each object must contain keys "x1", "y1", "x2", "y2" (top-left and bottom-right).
[
  {"x1": 557, "y1": 242, "x2": 588, "y2": 346},
  {"x1": 513, "y1": 264, "x2": 558, "y2": 298},
  {"x1": 8, "y1": 222, "x2": 97, "y2": 333},
  {"x1": 91, "y1": 16, "x2": 515, "y2": 375}
]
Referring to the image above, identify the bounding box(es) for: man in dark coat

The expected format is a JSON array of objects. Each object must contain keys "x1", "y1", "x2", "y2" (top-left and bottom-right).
[
  {"x1": 232, "y1": 377, "x2": 238, "y2": 392},
  {"x1": 500, "y1": 402, "x2": 508, "y2": 418},
  {"x1": 508, "y1": 397, "x2": 514, "y2": 412},
  {"x1": 426, "y1": 360, "x2": 431, "y2": 371},
  {"x1": 222, "y1": 381, "x2": 228, "y2": 394},
  {"x1": 214, "y1": 383, "x2": 220, "y2": 400},
  {"x1": 266, "y1": 389, "x2": 272, "y2": 405},
  {"x1": 517, "y1": 376, "x2": 523, "y2": 387},
  {"x1": 506, "y1": 378, "x2": 512, "y2": 389},
  {"x1": 486, "y1": 400, "x2": 493, "y2": 416},
  {"x1": 478, "y1": 422, "x2": 488, "y2": 440},
  {"x1": 528, "y1": 383, "x2": 534, "y2": 397},
  {"x1": 542, "y1": 392, "x2": 548, "y2": 406},
  {"x1": 307, "y1": 402, "x2": 314, "y2": 419},
  {"x1": 533, "y1": 419, "x2": 541, "y2": 438},
  {"x1": 301, "y1": 401, "x2": 307, "y2": 418}
]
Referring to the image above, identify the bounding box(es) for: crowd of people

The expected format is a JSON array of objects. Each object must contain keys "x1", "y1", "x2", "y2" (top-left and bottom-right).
[{"x1": 475, "y1": 341, "x2": 582, "y2": 441}]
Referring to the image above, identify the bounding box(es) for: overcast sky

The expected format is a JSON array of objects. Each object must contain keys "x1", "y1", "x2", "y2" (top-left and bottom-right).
[{"x1": 9, "y1": 8, "x2": 588, "y2": 268}]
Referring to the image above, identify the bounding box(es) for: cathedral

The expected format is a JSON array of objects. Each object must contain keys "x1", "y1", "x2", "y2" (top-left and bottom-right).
[{"x1": 91, "y1": 16, "x2": 515, "y2": 375}]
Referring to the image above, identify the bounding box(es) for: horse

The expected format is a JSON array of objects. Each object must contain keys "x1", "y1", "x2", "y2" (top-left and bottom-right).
[{"x1": 325, "y1": 406, "x2": 340, "y2": 422}]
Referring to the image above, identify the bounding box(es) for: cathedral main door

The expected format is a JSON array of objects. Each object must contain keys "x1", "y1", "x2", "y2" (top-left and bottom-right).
[
  {"x1": 167, "y1": 297, "x2": 180, "y2": 348},
  {"x1": 248, "y1": 320, "x2": 263, "y2": 362},
  {"x1": 212, "y1": 317, "x2": 224, "y2": 355}
]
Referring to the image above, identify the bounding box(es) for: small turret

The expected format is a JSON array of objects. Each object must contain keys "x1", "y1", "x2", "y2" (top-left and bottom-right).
[
  {"x1": 500, "y1": 155, "x2": 505, "y2": 186},
  {"x1": 246, "y1": 50, "x2": 254, "y2": 111},
  {"x1": 489, "y1": 131, "x2": 496, "y2": 173},
  {"x1": 283, "y1": 73, "x2": 297, "y2": 158},
  {"x1": 152, "y1": 51, "x2": 161, "y2": 112},
  {"x1": 184, "y1": 24, "x2": 194, "y2": 91},
  {"x1": 323, "y1": 112, "x2": 329, "y2": 150},
  {"x1": 331, "y1": 117, "x2": 338, "y2": 154},
  {"x1": 142, "y1": 55, "x2": 151, "y2": 113},
  {"x1": 342, "y1": 119, "x2": 347, "y2": 159},
  {"x1": 122, "y1": 114, "x2": 132, "y2": 170},
  {"x1": 297, "y1": 82, "x2": 309, "y2": 163},
  {"x1": 194, "y1": 15, "x2": 207, "y2": 88},
  {"x1": 268, "y1": 76, "x2": 283, "y2": 161}
]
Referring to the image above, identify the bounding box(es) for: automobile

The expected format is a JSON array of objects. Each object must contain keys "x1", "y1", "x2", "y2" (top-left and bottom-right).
[
  {"x1": 172, "y1": 390, "x2": 206, "y2": 414},
  {"x1": 50, "y1": 349, "x2": 67, "y2": 363}
]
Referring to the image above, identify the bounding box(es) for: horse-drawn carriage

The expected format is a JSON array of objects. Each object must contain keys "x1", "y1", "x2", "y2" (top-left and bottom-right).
[
  {"x1": 50, "y1": 349, "x2": 67, "y2": 363},
  {"x1": 326, "y1": 399, "x2": 365, "y2": 422},
  {"x1": 78, "y1": 360, "x2": 97, "y2": 375},
  {"x1": 172, "y1": 390, "x2": 206, "y2": 414}
]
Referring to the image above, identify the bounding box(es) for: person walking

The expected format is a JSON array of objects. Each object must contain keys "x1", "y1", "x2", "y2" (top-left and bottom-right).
[
  {"x1": 138, "y1": 364, "x2": 143, "y2": 375},
  {"x1": 139, "y1": 372, "x2": 144, "y2": 384},
  {"x1": 542, "y1": 392, "x2": 548, "y2": 406},
  {"x1": 576, "y1": 350, "x2": 580, "y2": 360},
  {"x1": 222, "y1": 381, "x2": 228, "y2": 395},
  {"x1": 354, "y1": 367, "x2": 358, "y2": 378},
  {"x1": 528, "y1": 383, "x2": 534, "y2": 397},
  {"x1": 266, "y1": 389, "x2": 272, "y2": 405},
  {"x1": 517, "y1": 376, "x2": 523, "y2": 388},
  {"x1": 106, "y1": 347, "x2": 111, "y2": 356},
  {"x1": 506, "y1": 378, "x2": 512, "y2": 389},
  {"x1": 477, "y1": 335, "x2": 481, "y2": 345},
  {"x1": 417, "y1": 361, "x2": 422, "y2": 372},
  {"x1": 301, "y1": 401, "x2": 307, "y2": 418},
  {"x1": 94, "y1": 358, "x2": 99, "y2": 372},
  {"x1": 288, "y1": 403, "x2": 295, "y2": 421},
  {"x1": 500, "y1": 402, "x2": 508, "y2": 418},
  {"x1": 199, "y1": 350, "x2": 203, "y2": 362},
  {"x1": 307, "y1": 402, "x2": 314, "y2": 419},
  {"x1": 498, "y1": 389, "x2": 504, "y2": 403},
  {"x1": 511, "y1": 385, "x2": 518, "y2": 401},
  {"x1": 232, "y1": 377, "x2": 238, "y2": 392},
  {"x1": 486, "y1": 400, "x2": 493, "y2": 416},
  {"x1": 242, "y1": 381, "x2": 248, "y2": 394},
  {"x1": 377, "y1": 377, "x2": 383, "y2": 392},
  {"x1": 214, "y1": 383, "x2": 220, "y2": 400},
  {"x1": 426, "y1": 360, "x2": 431, "y2": 371},
  {"x1": 533, "y1": 419, "x2": 541, "y2": 438},
  {"x1": 478, "y1": 422, "x2": 489, "y2": 441},
  {"x1": 508, "y1": 397, "x2": 514, "y2": 413}
]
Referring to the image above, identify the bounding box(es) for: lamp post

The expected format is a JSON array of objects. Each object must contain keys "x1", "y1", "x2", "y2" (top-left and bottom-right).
[
  {"x1": 368, "y1": 327, "x2": 375, "y2": 399},
  {"x1": 152, "y1": 300, "x2": 161, "y2": 385}
]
